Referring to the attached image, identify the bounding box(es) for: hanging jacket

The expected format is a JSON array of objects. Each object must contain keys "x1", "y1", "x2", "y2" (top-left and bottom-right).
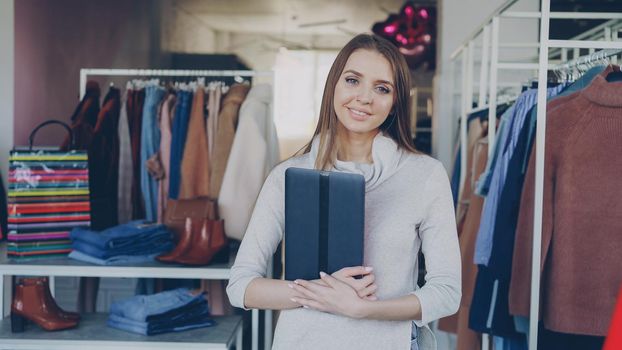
[
  {"x1": 118, "y1": 89, "x2": 133, "y2": 224},
  {"x1": 62, "y1": 81, "x2": 100, "y2": 150},
  {"x1": 208, "y1": 83, "x2": 250, "y2": 198},
  {"x1": 218, "y1": 84, "x2": 279, "y2": 240},
  {"x1": 89, "y1": 87, "x2": 121, "y2": 230},
  {"x1": 179, "y1": 87, "x2": 210, "y2": 199},
  {"x1": 207, "y1": 86, "x2": 223, "y2": 158},
  {"x1": 127, "y1": 88, "x2": 146, "y2": 219},
  {"x1": 438, "y1": 117, "x2": 485, "y2": 340},
  {"x1": 455, "y1": 138, "x2": 487, "y2": 350}
]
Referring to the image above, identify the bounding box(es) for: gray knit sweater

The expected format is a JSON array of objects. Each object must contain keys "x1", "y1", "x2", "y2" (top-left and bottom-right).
[{"x1": 226, "y1": 133, "x2": 461, "y2": 350}]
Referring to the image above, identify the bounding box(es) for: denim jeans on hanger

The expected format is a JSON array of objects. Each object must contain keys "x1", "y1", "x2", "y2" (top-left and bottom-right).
[
  {"x1": 141, "y1": 86, "x2": 167, "y2": 222},
  {"x1": 168, "y1": 90, "x2": 193, "y2": 199}
]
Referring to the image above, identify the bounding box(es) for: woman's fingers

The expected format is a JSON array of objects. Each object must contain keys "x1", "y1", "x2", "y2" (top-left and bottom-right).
[
  {"x1": 364, "y1": 294, "x2": 378, "y2": 301},
  {"x1": 288, "y1": 282, "x2": 318, "y2": 300},
  {"x1": 292, "y1": 279, "x2": 330, "y2": 298},
  {"x1": 357, "y1": 283, "x2": 378, "y2": 298},
  {"x1": 334, "y1": 266, "x2": 373, "y2": 279},
  {"x1": 358, "y1": 273, "x2": 375, "y2": 287},
  {"x1": 291, "y1": 297, "x2": 326, "y2": 312},
  {"x1": 319, "y1": 271, "x2": 342, "y2": 289}
]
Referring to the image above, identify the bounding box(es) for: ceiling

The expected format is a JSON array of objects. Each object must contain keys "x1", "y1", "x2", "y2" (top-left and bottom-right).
[
  {"x1": 172, "y1": 0, "x2": 423, "y2": 36},
  {"x1": 551, "y1": 0, "x2": 622, "y2": 39}
]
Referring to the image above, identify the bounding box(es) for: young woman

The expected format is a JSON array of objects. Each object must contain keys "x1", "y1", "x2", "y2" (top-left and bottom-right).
[{"x1": 227, "y1": 34, "x2": 460, "y2": 350}]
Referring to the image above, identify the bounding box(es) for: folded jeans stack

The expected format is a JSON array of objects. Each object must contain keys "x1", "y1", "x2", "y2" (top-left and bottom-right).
[
  {"x1": 68, "y1": 221, "x2": 174, "y2": 265},
  {"x1": 107, "y1": 288, "x2": 215, "y2": 335}
]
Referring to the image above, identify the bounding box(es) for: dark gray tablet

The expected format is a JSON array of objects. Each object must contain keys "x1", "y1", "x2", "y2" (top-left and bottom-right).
[{"x1": 284, "y1": 167, "x2": 365, "y2": 281}]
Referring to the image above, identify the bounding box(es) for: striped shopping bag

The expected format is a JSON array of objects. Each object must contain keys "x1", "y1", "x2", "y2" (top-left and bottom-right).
[{"x1": 7, "y1": 120, "x2": 91, "y2": 259}]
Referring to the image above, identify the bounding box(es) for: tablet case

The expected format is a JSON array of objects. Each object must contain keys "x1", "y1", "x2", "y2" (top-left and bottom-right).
[{"x1": 284, "y1": 167, "x2": 365, "y2": 281}]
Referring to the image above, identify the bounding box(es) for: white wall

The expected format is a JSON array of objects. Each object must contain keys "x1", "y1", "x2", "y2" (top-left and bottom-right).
[
  {"x1": 0, "y1": 0, "x2": 14, "y2": 182},
  {"x1": 0, "y1": 0, "x2": 14, "y2": 317},
  {"x1": 434, "y1": 0, "x2": 539, "y2": 169}
]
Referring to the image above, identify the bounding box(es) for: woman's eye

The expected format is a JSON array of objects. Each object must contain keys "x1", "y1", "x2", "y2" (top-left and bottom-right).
[
  {"x1": 376, "y1": 86, "x2": 391, "y2": 94},
  {"x1": 345, "y1": 77, "x2": 358, "y2": 85}
]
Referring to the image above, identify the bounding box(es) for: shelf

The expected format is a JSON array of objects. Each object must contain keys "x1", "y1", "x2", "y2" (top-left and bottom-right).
[
  {"x1": 0, "y1": 244, "x2": 234, "y2": 280},
  {"x1": 0, "y1": 313, "x2": 242, "y2": 350}
]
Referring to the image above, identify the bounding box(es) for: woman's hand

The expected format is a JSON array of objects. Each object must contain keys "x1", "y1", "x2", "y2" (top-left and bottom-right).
[
  {"x1": 288, "y1": 271, "x2": 371, "y2": 319},
  {"x1": 304, "y1": 266, "x2": 377, "y2": 300},
  {"x1": 331, "y1": 266, "x2": 378, "y2": 300}
]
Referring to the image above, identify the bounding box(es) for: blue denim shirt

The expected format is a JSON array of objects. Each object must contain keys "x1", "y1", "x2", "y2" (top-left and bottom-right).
[
  {"x1": 473, "y1": 85, "x2": 566, "y2": 266},
  {"x1": 140, "y1": 86, "x2": 167, "y2": 222},
  {"x1": 168, "y1": 91, "x2": 193, "y2": 199}
]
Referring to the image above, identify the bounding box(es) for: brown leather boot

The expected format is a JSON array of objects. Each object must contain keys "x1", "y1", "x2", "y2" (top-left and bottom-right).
[
  {"x1": 174, "y1": 218, "x2": 227, "y2": 266},
  {"x1": 157, "y1": 217, "x2": 195, "y2": 263},
  {"x1": 11, "y1": 282, "x2": 78, "y2": 332},
  {"x1": 20, "y1": 277, "x2": 80, "y2": 321}
]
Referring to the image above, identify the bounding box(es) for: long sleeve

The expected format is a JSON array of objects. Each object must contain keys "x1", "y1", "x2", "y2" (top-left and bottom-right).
[
  {"x1": 209, "y1": 84, "x2": 249, "y2": 198},
  {"x1": 412, "y1": 162, "x2": 462, "y2": 326},
  {"x1": 226, "y1": 166, "x2": 285, "y2": 309}
]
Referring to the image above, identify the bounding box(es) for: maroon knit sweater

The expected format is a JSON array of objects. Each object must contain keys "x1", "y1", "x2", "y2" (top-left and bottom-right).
[{"x1": 510, "y1": 70, "x2": 622, "y2": 336}]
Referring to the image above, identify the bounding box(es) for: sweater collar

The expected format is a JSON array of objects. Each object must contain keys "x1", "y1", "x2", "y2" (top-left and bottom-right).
[
  {"x1": 581, "y1": 65, "x2": 622, "y2": 107},
  {"x1": 308, "y1": 132, "x2": 405, "y2": 192}
]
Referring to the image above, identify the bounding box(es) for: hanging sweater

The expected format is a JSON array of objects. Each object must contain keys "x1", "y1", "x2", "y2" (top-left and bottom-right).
[
  {"x1": 227, "y1": 133, "x2": 461, "y2": 350},
  {"x1": 509, "y1": 74, "x2": 622, "y2": 336}
]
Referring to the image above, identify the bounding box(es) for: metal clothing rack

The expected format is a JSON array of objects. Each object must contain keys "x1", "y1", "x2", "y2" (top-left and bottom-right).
[
  {"x1": 79, "y1": 68, "x2": 276, "y2": 350},
  {"x1": 449, "y1": 1, "x2": 622, "y2": 349},
  {"x1": 79, "y1": 68, "x2": 274, "y2": 98},
  {"x1": 552, "y1": 48, "x2": 622, "y2": 72}
]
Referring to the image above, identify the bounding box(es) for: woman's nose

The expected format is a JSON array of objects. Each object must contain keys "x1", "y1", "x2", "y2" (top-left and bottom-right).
[{"x1": 356, "y1": 89, "x2": 372, "y2": 104}]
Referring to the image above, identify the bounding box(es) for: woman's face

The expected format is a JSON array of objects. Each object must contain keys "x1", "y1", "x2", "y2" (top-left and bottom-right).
[{"x1": 333, "y1": 49, "x2": 396, "y2": 138}]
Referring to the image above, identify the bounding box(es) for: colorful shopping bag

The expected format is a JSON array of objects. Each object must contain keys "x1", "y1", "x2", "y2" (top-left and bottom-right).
[{"x1": 7, "y1": 120, "x2": 91, "y2": 259}]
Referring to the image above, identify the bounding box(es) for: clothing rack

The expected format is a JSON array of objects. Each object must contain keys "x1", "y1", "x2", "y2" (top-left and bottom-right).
[
  {"x1": 79, "y1": 68, "x2": 274, "y2": 98},
  {"x1": 450, "y1": 1, "x2": 622, "y2": 349},
  {"x1": 552, "y1": 48, "x2": 622, "y2": 72},
  {"x1": 79, "y1": 68, "x2": 275, "y2": 350}
]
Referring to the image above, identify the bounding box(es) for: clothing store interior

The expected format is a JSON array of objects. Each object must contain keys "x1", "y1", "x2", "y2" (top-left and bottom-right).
[{"x1": 0, "y1": 0, "x2": 621, "y2": 349}]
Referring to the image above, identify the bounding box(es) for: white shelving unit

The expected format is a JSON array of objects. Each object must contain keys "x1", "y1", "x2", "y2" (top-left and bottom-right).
[
  {"x1": 0, "y1": 243, "x2": 242, "y2": 350},
  {"x1": 0, "y1": 68, "x2": 279, "y2": 350},
  {"x1": 83, "y1": 68, "x2": 275, "y2": 350},
  {"x1": 0, "y1": 313, "x2": 242, "y2": 350}
]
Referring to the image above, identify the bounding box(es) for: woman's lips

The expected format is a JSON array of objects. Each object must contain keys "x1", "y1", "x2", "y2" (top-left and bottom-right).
[{"x1": 347, "y1": 107, "x2": 371, "y2": 121}]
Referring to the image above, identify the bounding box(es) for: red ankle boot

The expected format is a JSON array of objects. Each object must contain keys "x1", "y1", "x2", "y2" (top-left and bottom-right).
[
  {"x1": 11, "y1": 282, "x2": 78, "y2": 332},
  {"x1": 20, "y1": 277, "x2": 80, "y2": 321}
]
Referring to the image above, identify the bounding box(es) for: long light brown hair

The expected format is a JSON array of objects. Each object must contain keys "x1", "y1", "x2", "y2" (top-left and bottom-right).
[{"x1": 300, "y1": 34, "x2": 418, "y2": 170}]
